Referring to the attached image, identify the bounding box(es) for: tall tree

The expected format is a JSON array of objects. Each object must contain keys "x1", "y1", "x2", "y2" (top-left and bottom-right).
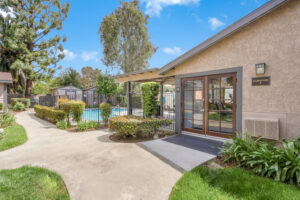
[
  {"x1": 57, "y1": 67, "x2": 81, "y2": 88},
  {"x1": 0, "y1": 0, "x2": 70, "y2": 96},
  {"x1": 99, "y1": 0, "x2": 156, "y2": 74},
  {"x1": 96, "y1": 74, "x2": 117, "y2": 101},
  {"x1": 79, "y1": 66, "x2": 101, "y2": 89}
]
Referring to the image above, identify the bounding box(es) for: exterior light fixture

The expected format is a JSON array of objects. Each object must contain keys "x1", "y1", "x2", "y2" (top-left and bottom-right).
[{"x1": 255, "y1": 63, "x2": 266, "y2": 75}]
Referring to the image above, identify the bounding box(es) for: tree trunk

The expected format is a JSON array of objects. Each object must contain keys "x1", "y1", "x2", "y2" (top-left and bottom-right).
[{"x1": 25, "y1": 79, "x2": 34, "y2": 97}]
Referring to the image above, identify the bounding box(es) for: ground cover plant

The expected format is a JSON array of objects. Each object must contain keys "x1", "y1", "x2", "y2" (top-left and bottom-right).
[
  {"x1": 56, "y1": 121, "x2": 68, "y2": 129},
  {"x1": 0, "y1": 166, "x2": 70, "y2": 200},
  {"x1": 0, "y1": 125, "x2": 27, "y2": 152},
  {"x1": 221, "y1": 132, "x2": 300, "y2": 186},
  {"x1": 109, "y1": 115, "x2": 171, "y2": 138},
  {"x1": 77, "y1": 121, "x2": 100, "y2": 132},
  {"x1": 0, "y1": 113, "x2": 15, "y2": 128},
  {"x1": 169, "y1": 166, "x2": 300, "y2": 200}
]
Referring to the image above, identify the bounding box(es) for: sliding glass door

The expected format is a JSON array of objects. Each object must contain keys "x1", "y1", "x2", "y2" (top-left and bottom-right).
[{"x1": 182, "y1": 73, "x2": 236, "y2": 138}]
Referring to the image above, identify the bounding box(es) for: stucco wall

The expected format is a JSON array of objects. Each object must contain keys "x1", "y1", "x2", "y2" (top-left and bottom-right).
[{"x1": 165, "y1": 0, "x2": 300, "y2": 139}]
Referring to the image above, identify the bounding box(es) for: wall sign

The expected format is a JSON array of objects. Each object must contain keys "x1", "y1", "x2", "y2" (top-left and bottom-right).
[{"x1": 252, "y1": 76, "x2": 270, "y2": 86}]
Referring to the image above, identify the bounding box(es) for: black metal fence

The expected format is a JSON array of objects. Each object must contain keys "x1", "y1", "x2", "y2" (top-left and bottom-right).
[{"x1": 37, "y1": 91, "x2": 176, "y2": 130}]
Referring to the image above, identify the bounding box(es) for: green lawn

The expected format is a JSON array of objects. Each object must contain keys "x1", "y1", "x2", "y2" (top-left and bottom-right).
[
  {"x1": 169, "y1": 166, "x2": 300, "y2": 200},
  {"x1": 0, "y1": 166, "x2": 70, "y2": 200},
  {"x1": 0, "y1": 125, "x2": 27, "y2": 151}
]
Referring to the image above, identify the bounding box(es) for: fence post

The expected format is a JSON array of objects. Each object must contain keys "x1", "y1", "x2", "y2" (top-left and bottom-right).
[
  {"x1": 160, "y1": 82, "x2": 164, "y2": 119},
  {"x1": 126, "y1": 81, "x2": 132, "y2": 115}
]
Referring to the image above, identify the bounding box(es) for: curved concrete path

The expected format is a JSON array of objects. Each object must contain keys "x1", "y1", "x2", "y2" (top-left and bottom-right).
[{"x1": 0, "y1": 110, "x2": 181, "y2": 200}]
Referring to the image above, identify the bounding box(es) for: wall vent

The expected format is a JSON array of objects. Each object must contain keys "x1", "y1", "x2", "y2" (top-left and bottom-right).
[{"x1": 244, "y1": 118, "x2": 279, "y2": 140}]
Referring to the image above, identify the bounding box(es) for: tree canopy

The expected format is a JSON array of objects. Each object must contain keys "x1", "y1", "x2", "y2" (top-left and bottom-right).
[
  {"x1": 79, "y1": 66, "x2": 101, "y2": 89},
  {"x1": 96, "y1": 74, "x2": 117, "y2": 101},
  {"x1": 0, "y1": 0, "x2": 70, "y2": 96},
  {"x1": 57, "y1": 67, "x2": 81, "y2": 88},
  {"x1": 99, "y1": 0, "x2": 156, "y2": 74}
]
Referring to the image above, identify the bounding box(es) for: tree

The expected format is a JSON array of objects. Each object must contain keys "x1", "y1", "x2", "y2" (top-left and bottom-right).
[
  {"x1": 96, "y1": 74, "x2": 117, "y2": 101},
  {"x1": 79, "y1": 66, "x2": 101, "y2": 89},
  {"x1": 98, "y1": 0, "x2": 156, "y2": 74},
  {"x1": 0, "y1": 0, "x2": 70, "y2": 96},
  {"x1": 57, "y1": 67, "x2": 81, "y2": 88}
]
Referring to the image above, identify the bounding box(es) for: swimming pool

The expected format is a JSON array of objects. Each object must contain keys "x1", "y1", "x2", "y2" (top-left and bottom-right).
[{"x1": 82, "y1": 107, "x2": 127, "y2": 121}]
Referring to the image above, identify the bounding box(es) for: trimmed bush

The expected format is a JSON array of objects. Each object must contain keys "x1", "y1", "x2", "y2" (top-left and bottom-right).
[
  {"x1": 34, "y1": 105, "x2": 66, "y2": 123},
  {"x1": 0, "y1": 103, "x2": 3, "y2": 110},
  {"x1": 14, "y1": 102, "x2": 25, "y2": 111},
  {"x1": 56, "y1": 121, "x2": 67, "y2": 129},
  {"x1": 141, "y1": 82, "x2": 160, "y2": 118},
  {"x1": 99, "y1": 103, "x2": 112, "y2": 127},
  {"x1": 109, "y1": 115, "x2": 171, "y2": 138},
  {"x1": 221, "y1": 132, "x2": 300, "y2": 186},
  {"x1": 0, "y1": 113, "x2": 15, "y2": 128},
  {"x1": 11, "y1": 98, "x2": 30, "y2": 108},
  {"x1": 70, "y1": 101, "x2": 85, "y2": 123},
  {"x1": 59, "y1": 100, "x2": 85, "y2": 124}
]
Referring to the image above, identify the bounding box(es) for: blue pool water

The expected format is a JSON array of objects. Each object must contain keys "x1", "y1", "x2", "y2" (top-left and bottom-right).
[{"x1": 82, "y1": 108, "x2": 127, "y2": 121}]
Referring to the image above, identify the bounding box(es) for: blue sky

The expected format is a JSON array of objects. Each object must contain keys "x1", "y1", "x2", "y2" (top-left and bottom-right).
[{"x1": 58, "y1": 0, "x2": 269, "y2": 74}]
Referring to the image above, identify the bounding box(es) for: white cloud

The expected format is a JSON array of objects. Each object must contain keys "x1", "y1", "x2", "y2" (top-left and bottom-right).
[
  {"x1": 81, "y1": 51, "x2": 99, "y2": 62},
  {"x1": 163, "y1": 46, "x2": 183, "y2": 55},
  {"x1": 63, "y1": 49, "x2": 77, "y2": 61},
  {"x1": 208, "y1": 17, "x2": 224, "y2": 30},
  {"x1": 0, "y1": 7, "x2": 15, "y2": 18},
  {"x1": 143, "y1": 0, "x2": 200, "y2": 17}
]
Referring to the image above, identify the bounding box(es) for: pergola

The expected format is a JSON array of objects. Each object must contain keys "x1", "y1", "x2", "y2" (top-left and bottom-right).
[{"x1": 114, "y1": 68, "x2": 175, "y2": 116}]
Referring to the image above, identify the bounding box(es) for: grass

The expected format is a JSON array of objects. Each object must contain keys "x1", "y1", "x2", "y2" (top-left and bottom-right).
[
  {"x1": 169, "y1": 166, "x2": 300, "y2": 200},
  {"x1": 0, "y1": 125, "x2": 27, "y2": 151},
  {"x1": 0, "y1": 166, "x2": 70, "y2": 200}
]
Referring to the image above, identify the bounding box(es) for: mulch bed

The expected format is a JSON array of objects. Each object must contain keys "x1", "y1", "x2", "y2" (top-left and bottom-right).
[{"x1": 109, "y1": 130, "x2": 176, "y2": 143}]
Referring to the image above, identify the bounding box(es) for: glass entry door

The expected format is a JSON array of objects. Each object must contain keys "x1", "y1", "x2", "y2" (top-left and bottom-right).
[
  {"x1": 182, "y1": 73, "x2": 236, "y2": 138},
  {"x1": 182, "y1": 78, "x2": 205, "y2": 133}
]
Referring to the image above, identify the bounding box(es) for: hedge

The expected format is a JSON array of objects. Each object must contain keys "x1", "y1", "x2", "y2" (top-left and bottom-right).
[
  {"x1": 34, "y1": 105, "x2": 66, "y2": 123},
  {"x1": 0, "y1": 103, "x2": 3, "y2": 110},
  {"x1": 11, "y1": 98, "x2": 30, "y2": 108},
  {"x1": 109, "y1": 115, "x2": 171, "y2": 138},
  {"x1": 59, "y1": 100, "x2": 85, "y2": 124},
  {"x1": 141, "y1": 82, "x2": 160, "y2": 118},
  {"x1": 99, "y1": 103, "x2": 112, "y2": 126}
]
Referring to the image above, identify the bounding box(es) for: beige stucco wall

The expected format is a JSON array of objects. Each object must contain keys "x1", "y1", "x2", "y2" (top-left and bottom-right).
[
  {"x1": 165, "y1": 0, "x2": 300, "y2": 139},
  {"x1": 0, "y1": 83, "x2": 4, "y2": 103}
]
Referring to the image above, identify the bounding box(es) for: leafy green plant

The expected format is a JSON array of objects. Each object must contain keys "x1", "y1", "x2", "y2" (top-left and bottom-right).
[
  {"x1": 10, "y1": 98, "x2": 30, "y2": 108},
  {"x1": 56, "y1": 121, "x2": 67, "y2": 129},
  {"x1": 99, "y1": 103, "x2": 112, "y2": 127},
  {"x1": 96, "y1": 74, "x2": 117, "y2": 101},
  {"x1": 34, "y1": 105, "x2": 66, "y2": 123},
  {"x1": 13, "y1": 102, "x2": 25, "y2": 111},
  {"x1": 0, "y1": 113, "x2": 15, "y2": 128},
  {"x1": 0, "y1": 129, "x2": 5, "y2": 140},
  {"x1": 76, "y1": 121, "x2": 99, "y2": 132},
  {"x1": 69, "y1": 101, "x2": 85, "y2": 123},
  {"x1": 109, "y1": 115, "x2": 171, "y2": 138},
  {"x1": 221, "y1": 132, "x2": 300, "y2": 186},
  {"x1": 141, "y1": 82, "x2": 160, "y2": 118},
  {"x1": 59, "y1": 99, "x2": 72, "y2": 126},
  {"x1": 0, "y1": 103, "x2": 3, "y2": 110}
]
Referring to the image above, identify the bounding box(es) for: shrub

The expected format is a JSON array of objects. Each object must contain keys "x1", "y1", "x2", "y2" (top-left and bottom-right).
[
  {"x1": 0, "y1": 128, "x2": 5, "y2": 140},
  {"x1": 59, "y1": 100, "x2": 85, "y2": 124},
  {"x1": 70, "y1": 101, "x2": 85, "y2": 123},
  {"x1": 14, "y1": 102, "x2": 25, "y2": 111},
  {"x1": 56, "y1": 121, "x2": 67, "y2": 129},
  {"x1": 0, "y1": 113, "x2": 15, "y2": 128},
  {"x1": 99, "y1": 103, "x2": 112, "y2": 126},
  {"x1": 0, "y1": 103, "x2": 3, "y2": 110},
  {"x1": 76, "y1": 121, "x2": 99, "y2": 132},
  {"x1": 11, "y1": 98, "x2": 30, "y2": 108},
  {"x1": 141, "y1": 82, "x2": 160, "y2": 118},
  {"x1": 59, "y1": 100, "x2": 72, "y2": 125},
  {"x1": 34, "y1": 105, "x2": 66, "y2": 123},
  {"x1": 221, "y1": 132, "x2": 300, "y2": 186},
  {"x1": 109, "y1": 115, "x2": 171, "y2": 138}
]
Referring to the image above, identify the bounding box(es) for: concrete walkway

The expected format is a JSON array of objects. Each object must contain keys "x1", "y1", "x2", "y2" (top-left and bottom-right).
[
  {"x1": 139, "y1": 132, "x2": 229, "y2": 172},
  {"x1": 0, "y1": 110, "x2": 181, "y2": 200}
]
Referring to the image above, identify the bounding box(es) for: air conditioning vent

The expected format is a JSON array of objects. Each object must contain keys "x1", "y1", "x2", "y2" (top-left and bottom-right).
[{"x1": 244, "y1": 118, "x2": 279, "y2": 140}]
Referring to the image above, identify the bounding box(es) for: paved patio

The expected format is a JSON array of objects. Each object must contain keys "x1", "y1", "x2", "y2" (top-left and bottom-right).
[
  {"x1": 0, "y1": 110, "x2": 181, "y2": 200},
  {"x1": 139, "y1": 132, "x2": 230, "y2": 172}
]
